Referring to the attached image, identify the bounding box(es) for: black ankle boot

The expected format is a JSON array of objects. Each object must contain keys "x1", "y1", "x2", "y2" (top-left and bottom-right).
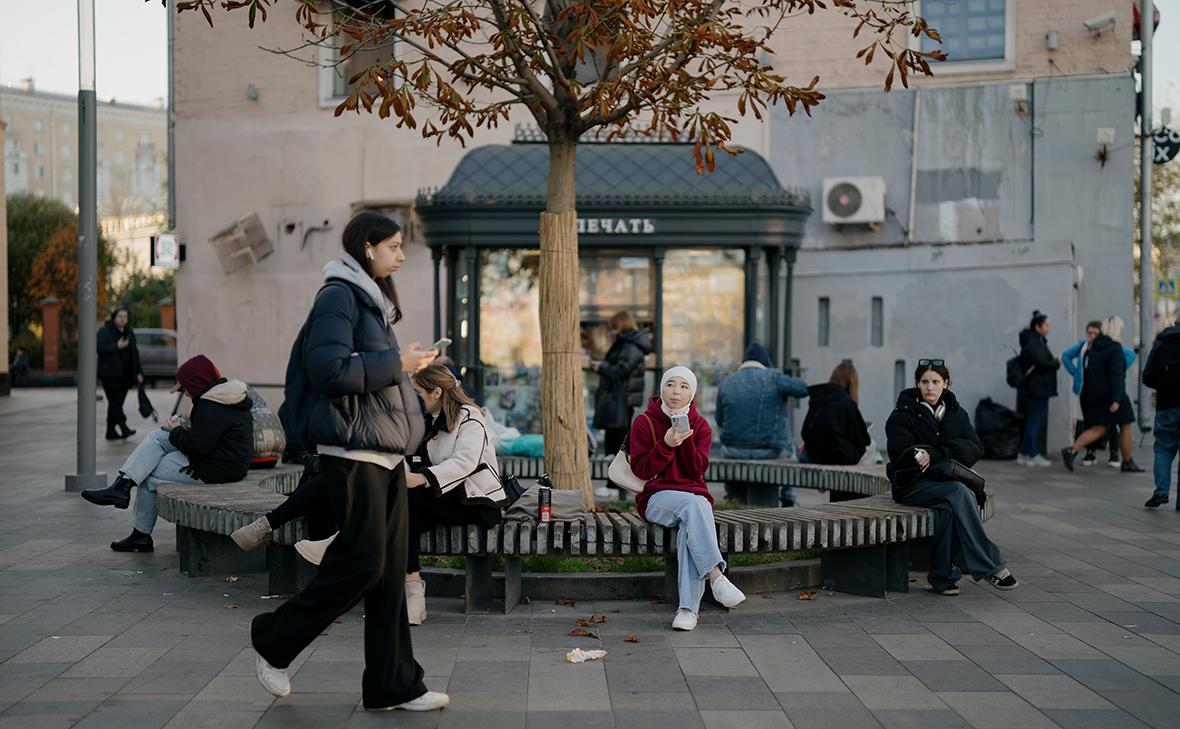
[
  {"x1": 105, "y1": 425, "x2": 120, "y2": 440},
  {"x1": 110, "y1": 530, "x2": 153, "y2": 553},
  {"x1": 116, "y1": 422, "x2": 136, "y2": 439},
  {"x1": 81, "y1": 476, "x2": 135, "y2": 509}
]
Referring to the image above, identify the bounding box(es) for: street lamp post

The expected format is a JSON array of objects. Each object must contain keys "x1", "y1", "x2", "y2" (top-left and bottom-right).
[
  {"x1": 65, "y1": 0, "x2": 106, "y2": 492},
  {"x1": 1139, "y1": 0, "x2": 1155, "y2": 433}
]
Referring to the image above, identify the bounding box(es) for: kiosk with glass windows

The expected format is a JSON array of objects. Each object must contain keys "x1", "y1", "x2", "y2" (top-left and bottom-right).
[{"x1": 416, "y1": 133, "x2": 811, "y2": 435}]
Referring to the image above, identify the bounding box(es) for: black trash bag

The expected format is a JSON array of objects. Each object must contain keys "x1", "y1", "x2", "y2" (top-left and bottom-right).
[
  {"x1": 974, "y1": 397, "x2": 1023, "y2": 460},
  {"x1": 136, "y1": 383, "x2": 158, "y2": 422}
]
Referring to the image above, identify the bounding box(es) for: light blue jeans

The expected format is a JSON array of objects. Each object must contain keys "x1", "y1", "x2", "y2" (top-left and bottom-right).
[
  {"x1": 644, "y1": 490, "x2": 725, "y2": 613},
  {"x1": 120, "y1": 428, "x2": 200, "y2": 534},
  {"x1": 1153, "y1": 408, "x2": 1180, "y2": 499}
]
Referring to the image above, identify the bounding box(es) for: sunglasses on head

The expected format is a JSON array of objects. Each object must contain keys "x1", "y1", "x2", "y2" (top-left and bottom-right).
[{"x1": 917, "y1": 359, "x2": 945, "y2": 367}]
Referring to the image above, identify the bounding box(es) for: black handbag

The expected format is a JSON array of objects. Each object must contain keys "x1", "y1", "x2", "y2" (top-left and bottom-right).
[
  {"x1": 902, "y1": 445, "x2": 987, "y2": 509},
  {"x1": 136, "y1": 383, "x2": 158, "y2": 422}
]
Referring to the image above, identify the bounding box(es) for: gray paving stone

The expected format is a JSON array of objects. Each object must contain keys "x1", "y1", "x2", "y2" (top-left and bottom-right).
[
  {"x1": 923, "y1": 622, "x2": 1014, "y2": 647},
  {"x1": 117, "y1": 660, "x2": 227, "y2": 695},
  {"x1": 7, "y1": 635, "x2": 112, "y2": 664},
  {"x1": 1098, "y1": 690, "x2": 1180, "y2": 729},
  {"x1": 740, "y1": 636, "x2": 846, "y2": 693},
  {"x1": 685, "y1": 677, "x2": 781, "y2": 710},
  {"x1": 872, "y1": 634, "x2": 966, "y2": 662},
  {"x1": 776, "y1": 692, "x2": 882, "y2": 729},
  {"x1": 811, "y1": 646, "x2": 909, "y2": 676},
  {"x1": 526, "y1": 711, "x2": 615, "y2": 729},
  {"x1": 1006, "y1": 632, "x2": 1108, "y2": 661},
  {"x1": 901, "y1": 660, "x2": 1008, "y2": 692},
  {"x1": 253, "y1": 693, "x2": 358, "y2": 729},
  {"x1": 1098, "y1": 645, "x2": 1180, "y2": 676},
  {"x1": 700, "y1": 710, "x2": 793, "y2": 729},
  {"x1": 528, "y1": 650, "x2": 609, "y2": 711},
  {"x1": 673, "y1": 646, "x2": 759, "y2": 677},
  {"x1": 607, "y1": 691, "x2": 692, "y2": 710},
  {"x1": 1041, "y1": 709, "x2": 1152, "y2": 729},
  {"x1": 1051, "y1": 658, "x2": 1173, "y2": 692},
  {"x1": 613, "y1": 710, "x2": 705, "y2": 729},
  {"x1": 72, "y1": 696, "x2": 192, "y2": 729},
  {"x1": 994, "y1": 673, "x2": 1115, "y2": 709},
  {"x1": 841, "y1": 676, "x2": 946, "y2": 711},
  {"x1": 870, "y1": 710, "x2": 973, "y2": 729},
  {"x1": 934, "y1": 691, "x2": 1058, "y2": 729}
]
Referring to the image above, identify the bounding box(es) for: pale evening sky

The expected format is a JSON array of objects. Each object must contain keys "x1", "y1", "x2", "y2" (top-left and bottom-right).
[{"x1": 0, "y1": 0, "x2": 1179, "y2": 114}]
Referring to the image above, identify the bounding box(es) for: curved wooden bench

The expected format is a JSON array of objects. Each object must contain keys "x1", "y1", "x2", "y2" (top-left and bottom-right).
[{"x1": 158, "y1": 462, "x2": 994, "y2": 606}]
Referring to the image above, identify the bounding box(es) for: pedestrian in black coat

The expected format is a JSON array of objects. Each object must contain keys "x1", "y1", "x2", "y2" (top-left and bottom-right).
[
  {"x1": 1061, "y1": 315, "x2": 1144, "y2": 473},
  {"x1": 96, "y1": 307, "x2": 144, "y2": 440},
  {"x1": 802, "y1": 362, "x2": 870, "y2": 466},
  {"x1": 886, "y1": 360, "x2": 1017, "y2": 595},
  {"x1": 250, "y1": 212, "x2": 448, "y2": 712},
  {"x1": 1016, "y1": 311, "x2": 1059, "y2": 466},
  {"x1": 591, "y1": 310, "x2": 653, "y2": 455}
]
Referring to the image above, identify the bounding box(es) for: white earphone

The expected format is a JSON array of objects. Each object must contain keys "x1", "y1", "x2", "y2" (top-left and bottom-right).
[{"x1": 365, "y1": 247, "x2": 374, "y2": 260}]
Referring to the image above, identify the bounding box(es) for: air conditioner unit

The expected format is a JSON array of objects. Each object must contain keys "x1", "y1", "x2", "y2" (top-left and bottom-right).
[{"x1": 822, "y1": 176, "x2": 886, "y2": 225}]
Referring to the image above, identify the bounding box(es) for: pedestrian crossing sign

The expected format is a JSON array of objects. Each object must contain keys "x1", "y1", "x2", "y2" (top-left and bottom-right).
[{"x1": 1158, "y1": 277, "x2": 1179, "y2": 301}]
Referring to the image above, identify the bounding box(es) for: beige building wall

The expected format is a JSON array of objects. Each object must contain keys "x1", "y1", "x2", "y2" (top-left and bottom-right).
[{"x1": 0, "y1": 84, "x2": 167, "y2": 215}]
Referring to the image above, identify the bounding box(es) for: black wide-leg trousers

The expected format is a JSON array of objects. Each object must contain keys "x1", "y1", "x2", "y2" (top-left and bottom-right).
[{"x1": 251, "y1": 454, "x2": 426, "y2": 708}]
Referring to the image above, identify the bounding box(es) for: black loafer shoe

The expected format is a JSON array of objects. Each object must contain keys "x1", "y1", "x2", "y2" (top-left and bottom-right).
[
  {"x1": 1145, "y1": 494, "x2": 1168, "y2": 508},
  {"x1": 110, "y1": 531, "x2": 154, "y2": 553},
  {"x1": 1121, "y1": 460, "x2": 1146, "y2": 473}
]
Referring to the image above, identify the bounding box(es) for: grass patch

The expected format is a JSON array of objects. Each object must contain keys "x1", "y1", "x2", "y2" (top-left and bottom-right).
[{"x1": 420, "y1": 550, "x2": 818, "y2": 574}]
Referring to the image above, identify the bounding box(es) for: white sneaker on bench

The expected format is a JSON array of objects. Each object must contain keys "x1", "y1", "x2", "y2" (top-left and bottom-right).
[
  {"x1": 709, "y1": 574, "x2": 746, "y2": 608},
  {"x1": 295, "y1": 532, "x2": 337, "y2": 566}
]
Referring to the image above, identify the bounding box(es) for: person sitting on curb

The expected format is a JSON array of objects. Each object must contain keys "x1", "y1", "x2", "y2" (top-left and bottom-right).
[
  {"x1": 256, "y1": 365, "x2": 506, "y2": 627},
  {"x1": 886, "y1": 359, "x2": 1018, "y2": 596},
  {"x1": 81, "y1": 354, "x2": 253, "y2": 553},
  {"x1": 631, "y1": 366, "x2": 746, "y2": 631},
  {"x1": 715, "y1": 342, "x2": 808, "y2": 506}
]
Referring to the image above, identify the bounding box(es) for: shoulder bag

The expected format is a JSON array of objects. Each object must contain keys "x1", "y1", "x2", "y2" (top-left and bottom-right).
[{"x1": 607, "y1": 413, "x2": 658, "y2": 495}]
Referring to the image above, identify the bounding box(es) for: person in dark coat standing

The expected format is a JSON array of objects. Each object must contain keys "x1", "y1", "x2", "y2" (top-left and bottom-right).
[
  {"x1": 1143, "y1": 318, "x2": 1180, "y2": 507},
  {"x1": 591, "y1": 310, "x2": 654, "y2": 456},
  {"x1": 80, "y1": 354, "x2": 253, "y2": 552},
  {"x1": 96, "y1": 307, "x2": 144, "y2": 440},
  {"x1": 1061, "y1": 315, "x2": 1145, "y2": 473},
  {"x1": 249, "y1": 212, "x2": 447, "y2": 712},
  {"x1": 887, "y1": 360, "x2": 1018, "y2": 595},
  {"x1": 802, "y1": 361, "x2": 871, "y2": 466},
  {"x1": 1016, "y1": 311, "x2": 1059, "y2": 467}
]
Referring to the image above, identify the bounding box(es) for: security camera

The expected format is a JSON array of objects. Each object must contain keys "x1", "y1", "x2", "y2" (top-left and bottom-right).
[{"x1": 1083, "y1": 10, "x2": 1116, "y2": 34}]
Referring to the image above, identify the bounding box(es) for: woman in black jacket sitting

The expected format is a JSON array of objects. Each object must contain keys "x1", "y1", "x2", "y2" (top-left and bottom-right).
[
  {"x1": 248, "y1": 212, "x2": 446, "y2": 712},
  {"x1": 802, "y1": 361, "x2": 871, "y2": 465},
  {"x1": 886, "y1": 360, "x2": 1018, "y2": 596}
]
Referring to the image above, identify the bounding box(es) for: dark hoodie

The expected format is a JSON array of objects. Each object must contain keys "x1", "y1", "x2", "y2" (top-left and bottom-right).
[
  {"x1": 885, "y1": 388, "x2": 983, "y2": 501},
  {"x1": 1143, "y1": 325, "x2": 1180, "y2": 410},
  {"x1": 1079, "y1": 334, "x2": 1126, "y2": 424},
  {"x1": 170, "y1": 378, "x2": 253, "y2": 484},
  {"x1": 1018, "y1": 328, "x2": 1059, "y2": 399},
  {"x1": 593, "y1": 329, "x2": 655, "y2": 431},
  {"x1": 801, "y1": 383, "x2": 870, "y2": 466},
  {"x1": 629, "y1": 397, "x2": 713, "y2": 520}
]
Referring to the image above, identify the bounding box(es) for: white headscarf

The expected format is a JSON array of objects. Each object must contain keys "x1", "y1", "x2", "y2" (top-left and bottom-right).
[{"x1": 659, "y1": 366, "x2": 698, "y2": 418}]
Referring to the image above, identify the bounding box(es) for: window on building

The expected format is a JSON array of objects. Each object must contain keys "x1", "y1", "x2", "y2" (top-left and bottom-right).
[
  {"x1": 62, "y1": 191, "x2": 73, "y2": 206},
  {"x1": 894, "y1": 360, "x2": 906, "y2": 397},
  {"x1": 139, "y1": 132, "x2": 150, "y2": 147},
  {"x1": 61, "y1": 122, "x2": 70, "y2": 135},
  {"x1": 33, "y1": 119, "x2": 43, "y2": 132},
  {"x1": 36, "y1": 165, "x2": 45, "y2": 179},
  {"x1": 63, "y1": 169, "x2": 72, "y2": 182},
  {"x1": 919, "y1": 0, "x2": 1009, "y2": 64},
  {"x1": 62, "y1": 145, "x2": 71, "y2": 159},
  {"x1": 871, "y1": 296, "x2": 884, "y2": 347},
  {"x1": 116, "y1": 151, "x2": 125, "y2": 164},
  {"x1": 818, "y1": 297, "x2": 830, "y2": 347},
  {"x1": 320, "y1": 14, "x2": 402, "y2": 104},
  {"x1": 34, "y1": 142, "x2": 45, "y2": 155}
]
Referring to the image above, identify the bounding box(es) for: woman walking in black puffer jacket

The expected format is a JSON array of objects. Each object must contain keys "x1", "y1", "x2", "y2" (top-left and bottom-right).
[
  {"x1": 887, "y1": 359, "x2": 1018, "y2": 596},
  {"x1": 591, "y1": 310, "x2": 653, "y2": 455},
  {"x1": 248, "y1": 213, "x2": 448, "y2": 713}
]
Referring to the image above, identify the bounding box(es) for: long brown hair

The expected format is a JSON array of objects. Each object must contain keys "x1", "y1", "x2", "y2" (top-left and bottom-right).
[
  {"x1": 412, "y1": 364, "x2": 478, "y2": 432},
  {"x1": 829, "y1": 360, "x2": 860, "y2": 403},
  {"x1": 609, "y1": 310, "x2": 638, "y2": 333}
]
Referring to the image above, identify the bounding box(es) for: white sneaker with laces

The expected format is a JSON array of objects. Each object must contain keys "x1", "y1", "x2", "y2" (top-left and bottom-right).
[
  {"x1": 368, "y1": 691, "x2": 450, "y2": 712},
  {"x1": 295, "y1": 532, "x2": 338, "y2": 566},
  {"x1": 1108, "y1": 458, "x2": 1122, "y2": 469},
  {"x1": 231, "y1": 516, "x2": 272, "y2": 551},
  {"x1": 671, "y1": 608, "x2": 698, "y2": 631},
  {"x1": 1016, "y1": 454, "x2": 1030, "y2": 466},
  {"x1": 406, "y1": 579, "x2": 427, "y2": 625},
  {"x1": 709, "y1": 574, "x2": 747, "y2": 608},
  {"x1": 1029, "y1": 455, "x2": 1052, "y2": 468},
  {"x1": 255, "y1": 653, "x2": 291, "y2": 698}
]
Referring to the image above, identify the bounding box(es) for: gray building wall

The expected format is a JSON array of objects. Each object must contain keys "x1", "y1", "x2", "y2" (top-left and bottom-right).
[{"x1": 771, "y1": 74, "x2": 1135, "y2": 450}]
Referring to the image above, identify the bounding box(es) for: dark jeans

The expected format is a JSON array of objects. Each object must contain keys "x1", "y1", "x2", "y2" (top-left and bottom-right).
[
  {"x1": 266, "y1": 462, "x2": 336, "y2": 540},
  {"x1": 101, "y1": 378, "x2": 130, "y2": 427},
  {"x1": 896, "y1": 479, "x2": 1005, "y2": 591},
  {"x1": 1019, "y1": 396, "x2": 1048, "y2": 457},
  {"x1": 407, "y1": 486, "x2": 501, "y2": 574},
  {"x1": 251, "y1": 456, "x2": 426, "y2": 709},
  {"x1": 602, "y1": 428, "x2": 628, "y2": 456}
]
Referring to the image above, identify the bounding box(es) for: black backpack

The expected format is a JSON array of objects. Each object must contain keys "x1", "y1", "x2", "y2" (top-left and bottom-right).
[{"x1": 1006, "y1": 353, "x2": 1034, "y2": 389}]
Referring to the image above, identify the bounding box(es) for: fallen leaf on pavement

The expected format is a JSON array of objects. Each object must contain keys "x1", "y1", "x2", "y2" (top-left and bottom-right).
[
  {"x1": 568, "y1": 628, "x2": 599, "y2": 639},
  {"x1": 556, "y1": 598, "x2": 577, "y2": 607},
  {"x1": 576, "y1": 615, "x2": 608, "y2": 626},
  {"x1": 798, "y1": 590, "x2": 817, "y2": 601},
  {"x1": 223, "y1": 604, "x2": 238, "y2": 609},
  {"x1": 225, "y1": 576, "x2": 239, "y2": 583},
  {"x1": 625, "y1": 633, "x2": 640, "y2": 643}
]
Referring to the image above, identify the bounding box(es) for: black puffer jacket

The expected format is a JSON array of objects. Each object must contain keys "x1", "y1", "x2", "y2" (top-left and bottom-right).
[
  {"x1": 1018, "y1": 329, "x2": 1059, "y2": 399},
  {"x1": 1144, "y1": 325, "x2": 1180, "y2": 411},
  {"x1": 96, "y1": 322, "x2": 142, "y2": 382},
  {"x1": 801, "y1": 383, "x2": 870, "y2": 466},
  {"x1": 280, "y1": 280, "x2": 425, "y2": 455},
  {"x1": 1079, "y1": 334, "x2": 1127, "y2": 425},
  {"x1": 885, "y1": 388, "x2": 983, "y2": 500},
  {"x1": 169, "y1": 379, "x2": 253, "y2": 484},
  {"x1": 593, "y1": 329, "x2": 654, "y2": 430}
]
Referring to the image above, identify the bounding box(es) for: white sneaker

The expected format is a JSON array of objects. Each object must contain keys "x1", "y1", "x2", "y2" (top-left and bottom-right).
[
  {"x1": 1016, "y1": 454, "x2": 1030, "y2": 466},
  {"x1": 255, "y1": 653, "x2": 291, "y2": 698},
  {"x1": 231, "y1": 516, "x2": 272, "y2": 551},
  {"x1": 295, "y1": 532, "x2": 337, "y2": 566},
  {"x1": 671, "y1": 608, "x2": 698, "y2": 631},
  {"x1": 1108, "y1": 458, "x2": 1122, "y2": 469},
  {"x1": 406, "y1": 579, "x2": 427, "y2": 625},
  {"x1": 369, "y1": 691, "x2": 450, "y2": 712},
  {"x1": 709, "y1": 574, "x2": 746, "y2": 608},
  {"x1": 1029, "y1": 455, "x2": 1052, "y2": 468}
]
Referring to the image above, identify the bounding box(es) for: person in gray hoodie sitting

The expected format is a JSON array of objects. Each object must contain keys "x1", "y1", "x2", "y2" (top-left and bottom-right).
[
  {"x1": 715, "y1": 342, "x2": 808, "y2": 506},
  {"x1": 81, "y1": 354, "x2": 253, "y2": 553}
]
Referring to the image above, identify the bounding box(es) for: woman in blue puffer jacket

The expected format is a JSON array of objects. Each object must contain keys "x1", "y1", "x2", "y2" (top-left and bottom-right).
[{"x1": 249, "y1": 212, "x2": 448, "y2": 712}]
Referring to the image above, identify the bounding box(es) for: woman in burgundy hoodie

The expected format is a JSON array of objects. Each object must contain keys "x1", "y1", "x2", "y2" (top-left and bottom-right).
[{"x1": 629, "y1": 366, "x2": 746, "y2": 631}]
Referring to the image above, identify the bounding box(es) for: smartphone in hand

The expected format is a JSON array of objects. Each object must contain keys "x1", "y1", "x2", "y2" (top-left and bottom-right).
[
  {"x1": 430, "y1": 337, "x2": 452, "y2": 352},
  {"x1": 670, "y1": 414, "x2": 689, "y2": 433}
]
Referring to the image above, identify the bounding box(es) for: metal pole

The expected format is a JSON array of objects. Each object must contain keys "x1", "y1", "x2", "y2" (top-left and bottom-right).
[
  {"x1": 1139, "y1": 0, "x2": 1154, "y2": 432},
  {"x1": 167, "y1": 3, "x2": 176, "y2": 231},
  {"x1": 66, "y1": 0, "x2": 106, "y2": 491}
]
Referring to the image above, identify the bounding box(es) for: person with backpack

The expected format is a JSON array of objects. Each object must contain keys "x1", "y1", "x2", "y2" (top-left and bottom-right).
[
  {"x1": 1014, "y1": 311, "x2": 1060, "y2": 467},
  {"x1": 1143, "y1": 319, "x2": 1180, "y2": 508},
  {"x1": 248, "y1": 212, "x2": 446, "y2": 712}
]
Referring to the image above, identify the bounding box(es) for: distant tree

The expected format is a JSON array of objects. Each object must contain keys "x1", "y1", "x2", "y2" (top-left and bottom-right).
[
  {"x1": 176, "y1": 0, "x2": 943, "y2": 504},
  {"x1": 6, "y1": 193, "x2": 77, "y2": 336},
  {"x1": 27, "y1": 223, "x2": 115, "y2": 366},
  {"x1": 112, "y1": 266, "x2": 177, "y2": 329}
]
